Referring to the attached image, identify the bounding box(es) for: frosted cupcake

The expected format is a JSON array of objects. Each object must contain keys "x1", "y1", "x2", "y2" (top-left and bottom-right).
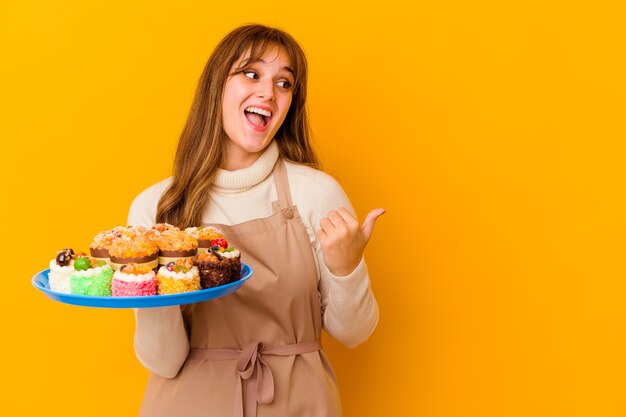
[
  {"x1": 184, "y1": 226, "x2": 225, "y2": 254},
  {"x1": 112, "y1": 263, "x2": 157, "y2": 296},
  {"x1": 156, "y1": 258, "x2": 200, "y2": 295},
  {"x1": 152, "y1": 229, "x2": 198, "y2": 267},
  {"x1": 89, "y1": 227, "x2": 125, "y2": 263},
  {"x1": 69, "y1": 256, "x2": 113, "y2": 296},
  {"x1": 48, "y1": 248, "x2": 76, "y2": 293},
  {"x1": 90, "y1": 226, "x2": 148, "y2": 264},
  {"x1": 145, "y1": 223, "x2": 179, "y2": 243},
  {"x1": 109, "y1": 234, "x2": 159, "y2": 272},
  {"x1": 194, "y1": 241, "x2": 241, "y2": 289}
]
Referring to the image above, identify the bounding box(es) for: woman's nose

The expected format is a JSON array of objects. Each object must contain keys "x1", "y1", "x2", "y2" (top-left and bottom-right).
[{"x1": 255, "y1": 79, "x2": 275, "y2": 101}]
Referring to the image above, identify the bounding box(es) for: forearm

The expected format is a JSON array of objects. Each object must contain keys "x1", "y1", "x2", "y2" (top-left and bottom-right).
[
  {"x1": 133, "y1": 306, "x2": 190, "y2": 378},
  {"x1": 320, "y1": 257, "x2": 380, "y2": 348}
]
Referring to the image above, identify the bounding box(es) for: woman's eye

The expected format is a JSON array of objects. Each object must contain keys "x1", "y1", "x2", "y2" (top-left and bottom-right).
[
  {"x1": 277, "y1": 80, "x2": 292, "y2": 89},
  {"x1": 243, "y1": 70, "x2": 257, "y2": 79}
]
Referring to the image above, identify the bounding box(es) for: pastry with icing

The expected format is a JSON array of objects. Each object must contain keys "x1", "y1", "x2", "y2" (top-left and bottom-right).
[
  {"x1": 156, "y1": 258, "x2": 201, "y2": 295},
  {"x1": 112, "y1": 263, "x2": 157, "y2": 296}
]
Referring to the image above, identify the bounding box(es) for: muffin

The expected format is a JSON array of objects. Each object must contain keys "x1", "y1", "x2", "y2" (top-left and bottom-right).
[
  {"x1": 48, "y1": 248, "x2": 76, "y2": 294},
  {"x1": 69, "y1": 255, "x2": 113, "y2": 296},
  {"x1": 109, "y1": 234, "x2": 159, "y2": 272},
  {"x1": 151, "y1": 229, "x2": 198, "y2": 268},
  {"x1": 156, "y1": 258, "x2": 201, "y2": 295},
  {"x1": 144, "y1": 223, "x2": 179, "y2": 243},
  {"x1": 89, "y1": 226, "x2": 126, "y2": 263},
  {"x1": 184, "y1": 226, "x2": 225, "y2": 254},
  {"x1": 112, "y1": 263, "x2": 157, "y2": 296},
  {"x1": 193, "y1": 238, "x2": 241, "y2": 289}
]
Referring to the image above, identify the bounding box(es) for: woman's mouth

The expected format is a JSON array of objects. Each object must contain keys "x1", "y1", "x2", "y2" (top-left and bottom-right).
[{"x1": 244, "y1": 106, "x2": 272, "y2": 131}]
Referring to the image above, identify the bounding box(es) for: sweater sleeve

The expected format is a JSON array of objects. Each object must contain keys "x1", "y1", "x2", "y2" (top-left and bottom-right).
[
  {"x1": 128, "y1": 179, "x2": 190, "y2": 378},
  {"x1": 311, "y1": 172, "x2": 380, "y2": 349}
]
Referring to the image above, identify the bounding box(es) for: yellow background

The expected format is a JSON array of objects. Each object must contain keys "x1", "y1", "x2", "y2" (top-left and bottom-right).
[{"x1": 1, "y1": 0, "x2": 625, "y2": 416}]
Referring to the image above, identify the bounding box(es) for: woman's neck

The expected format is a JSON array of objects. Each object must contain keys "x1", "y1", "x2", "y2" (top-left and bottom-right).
[
  {"x1": 213, "y1": 141, "x2": 280, "y2": 192},
  {"x1": 221, "y1": 150, "x2": 262, "y2": 171},
  {"x1": 221, "y1": 140, "x2": 275, "y2": 171}
]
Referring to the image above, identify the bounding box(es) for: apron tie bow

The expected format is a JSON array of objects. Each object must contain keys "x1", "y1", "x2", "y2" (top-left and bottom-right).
[
  {"x1": 235, "y1": 342, "x2": 275, "y2": 417},
  {"x1": 189, "y1": 339, "x2": 322, "y2": 417}
]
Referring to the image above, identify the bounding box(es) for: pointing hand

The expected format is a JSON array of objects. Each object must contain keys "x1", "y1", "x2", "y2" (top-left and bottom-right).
[{"x1": 315, "y1": 208, "x2": 386, "y2": 276}]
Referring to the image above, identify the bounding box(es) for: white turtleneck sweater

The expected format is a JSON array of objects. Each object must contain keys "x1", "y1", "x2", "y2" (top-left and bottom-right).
[{"x1": 129, "y1": 141, "x2": 379, "y2": 378}]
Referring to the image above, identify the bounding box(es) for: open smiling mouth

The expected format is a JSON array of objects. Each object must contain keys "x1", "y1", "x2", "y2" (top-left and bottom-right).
[{"x1": 244, "y1": 106, "x2": 272, "y2": 129}]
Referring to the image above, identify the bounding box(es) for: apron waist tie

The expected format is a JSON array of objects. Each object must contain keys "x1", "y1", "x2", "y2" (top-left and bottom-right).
[{"x1": 189, "y1": 340, "x2": 322, "y2": 417}]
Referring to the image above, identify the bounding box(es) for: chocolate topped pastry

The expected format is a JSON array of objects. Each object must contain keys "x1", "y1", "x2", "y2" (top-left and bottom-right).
[{"x1": 192, "y1": 231, "x2": 241, "y2": 288}]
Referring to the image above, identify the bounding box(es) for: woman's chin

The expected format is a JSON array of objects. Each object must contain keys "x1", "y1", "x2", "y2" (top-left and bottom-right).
[
  {"x1": 239, "y1": 136, "x2": 274, "y2": 154},
  {"x1": 221, "y1": 138, "x2": 274, "y2": 170}
]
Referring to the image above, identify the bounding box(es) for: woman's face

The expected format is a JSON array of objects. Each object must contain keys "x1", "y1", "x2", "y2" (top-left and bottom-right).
[{"x1": 221, "y1": 44, "x2": 294, "y2": 170}]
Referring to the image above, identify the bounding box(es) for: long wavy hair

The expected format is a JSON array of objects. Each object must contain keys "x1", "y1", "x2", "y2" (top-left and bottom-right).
[{"x1": 156, "y1": 24, "x2": 319, "y2": 228}]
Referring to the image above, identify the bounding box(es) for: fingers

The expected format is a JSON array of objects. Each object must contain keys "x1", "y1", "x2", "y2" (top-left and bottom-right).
[
  {"x1": 316, "y1": 207, "x2": 384, "y2": 276},
  {"x1": 318, "y1": 207, "x2": 384, "y2": 246},
  {"x1": 320, "y1": 209, "x2": 359, "y2": 236},
  {"x1": 327, "y1": 211, "x2": 345, "y2": 228},
  {"x1": 318, "y1": 211, "x2": 349, "y2": 250},
  {"x1": 337, "y1": 207, "x2": 359, "y2": 228},
  {"x1": 319, "y1": 216, "x2": 335, "y2": 234},
  {"x1": 315, "y1": 228, "x2": 327, "y2": 243},
  {"x1": 360, "y1": 208, "x2": 386, "y2": 240}
]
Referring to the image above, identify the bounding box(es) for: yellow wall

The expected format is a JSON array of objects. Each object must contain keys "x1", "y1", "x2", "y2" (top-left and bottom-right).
[{"x1": 2, "y1": 1, "x2": 625, "y2": 415}]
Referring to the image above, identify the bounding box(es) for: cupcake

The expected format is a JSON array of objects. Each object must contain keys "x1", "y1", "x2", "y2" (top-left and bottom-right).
[
  {"x1": 89, "y1": 226, "x2": 126, "y2": 263},
  {"x1": 112, "y1": 263, "x2": 157, "y2": 297},
  {"x1": 193, "y1": 238, "x2": 241, "y2": 289},
  {"x1": 109, "y1": 234, "x2": 159, "y2": 272},
  {"x1": 152, "y1": 229, "x2": 198, "y2": 267},
  {"x1": 48, "y1": 248, "x2": 76, "y2": 293},
  {"x1": 126, "y1": 225, "x2": 148, "y2": 237},
  {"x1": 90, "y1": 225, "x2": 148, "y2": 262},
  {"x1": 69, "y1": 255, "x2": 113, "y2": 296},
  {"x1": 184, "y1": 226, "x2": 225, "y2": 254},
  {"x1": 156, "y1": 258, "x2": 201, "y2": 295},
  {"x1": 145, "y1": 223, "x2": 179, "y2": 242}
]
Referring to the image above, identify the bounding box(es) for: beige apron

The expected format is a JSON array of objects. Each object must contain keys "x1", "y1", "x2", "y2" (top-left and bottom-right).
[{"x1": 138, "y1": 158, "x2": 342, "y2": 417}]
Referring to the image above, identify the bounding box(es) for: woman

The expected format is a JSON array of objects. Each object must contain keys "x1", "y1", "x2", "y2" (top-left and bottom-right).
[{"x1": 128, "y1": 23, "x2": 383, "y2": 417}]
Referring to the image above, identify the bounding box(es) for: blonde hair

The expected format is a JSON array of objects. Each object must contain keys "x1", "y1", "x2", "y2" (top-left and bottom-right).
[{"x1": 156, "y1": 24, "x2": 319, "y2": 228}]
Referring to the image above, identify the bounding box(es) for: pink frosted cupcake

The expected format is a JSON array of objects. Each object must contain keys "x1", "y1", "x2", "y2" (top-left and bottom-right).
[{"x1": 112, "y1": 263, "x2": 157, "y2": 296}]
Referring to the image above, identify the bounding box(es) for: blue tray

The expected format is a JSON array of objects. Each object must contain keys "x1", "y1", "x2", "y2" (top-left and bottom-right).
[{"x1": 32, "y1": 263, "x2": 253, "y2": 309}]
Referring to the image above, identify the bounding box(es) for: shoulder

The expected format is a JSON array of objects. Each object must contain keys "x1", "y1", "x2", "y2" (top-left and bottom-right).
[
  {"x1": 283, "y1": 160, "x2": 346, "y2": 198},
  {"x1": 127, "y1": 177, "x2": 173, "y2": 227},
  {"x1": 283, "y1": 159, "x2": 354, "y2": 214},
  {"x1": 131, "y1": 177, "x2": 172, "y2": 209}
]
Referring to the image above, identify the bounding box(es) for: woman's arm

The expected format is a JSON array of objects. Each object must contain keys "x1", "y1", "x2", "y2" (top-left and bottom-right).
[
  {"x1": 133, "y1": 307, "x2": 190, "y2": 378},
  {"x1": 128, "y1": 179, "x2": 190, "y2": 378},
  {"x1": 317, "y1": 246, "x2": 380, "y2": 348},
  {"x1": 302, "y1": 169, "x2": 382, "y2": 348}
]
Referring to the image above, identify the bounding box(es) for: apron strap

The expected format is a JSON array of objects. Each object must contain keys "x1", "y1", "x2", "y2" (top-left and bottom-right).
[
  {"x1": 273, "y1": 158, "x2": 294, "y2": 210},
  {"x1": 189, "y1": 340, "x2": 322, "y2": 417}
]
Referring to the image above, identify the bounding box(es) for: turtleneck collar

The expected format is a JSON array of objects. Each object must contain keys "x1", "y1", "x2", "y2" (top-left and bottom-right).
[{"x1": 212, "y1": 140, "x2": 280, "y2": 193}]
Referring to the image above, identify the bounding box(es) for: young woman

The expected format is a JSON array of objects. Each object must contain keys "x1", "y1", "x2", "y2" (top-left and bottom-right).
[{"x1": 128, "y1": 23, "x2": 383, "y2": 417}]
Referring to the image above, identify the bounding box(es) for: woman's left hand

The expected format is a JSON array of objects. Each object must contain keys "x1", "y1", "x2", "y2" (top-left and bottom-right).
[{"x1": 316, "y1": 207, "x2": 386, "y2": 277}]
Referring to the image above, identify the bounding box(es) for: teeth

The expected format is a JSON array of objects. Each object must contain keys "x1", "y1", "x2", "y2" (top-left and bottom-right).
[{"x1": 244, "y1": 106, "x2": 272, "y2": 117}]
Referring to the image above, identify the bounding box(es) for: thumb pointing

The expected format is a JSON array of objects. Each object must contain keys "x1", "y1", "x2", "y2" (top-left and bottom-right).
[{"x1": 361, "y1": 208, "x2": 386, "y2": 241}]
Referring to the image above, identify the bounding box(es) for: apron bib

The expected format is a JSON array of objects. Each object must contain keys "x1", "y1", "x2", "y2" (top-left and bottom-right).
[{"x1": 138, "y1": 158, "x2": 342, "y2": 417}]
